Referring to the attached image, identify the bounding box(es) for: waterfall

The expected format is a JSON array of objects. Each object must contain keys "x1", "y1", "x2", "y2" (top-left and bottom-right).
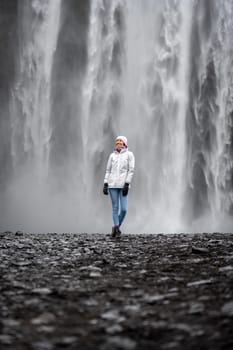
[
  {"x1": 11, "y1": 0, "x2": 61, "y2": 177},
  {"x1": 81, "y1": 0, "x2": 125, "y2": 194},
  {"x1": 5, "y1": 0, "x2": 61, "y2": 231},
  {"x1": 0, "y1": 0, "x2": 233, "y2": 233},
  {"x1": 120, "y1": 0, "x2": 193, "y2": 232},
  {"x1": 213, "y1": 1, "x2": 233, "y2": 223},
  {"x1": 186, "y1": 0, "x2": 233, "y2": 232},
  {"x1": 79, "y1": 0, "x2": 194, "y2": 232}
]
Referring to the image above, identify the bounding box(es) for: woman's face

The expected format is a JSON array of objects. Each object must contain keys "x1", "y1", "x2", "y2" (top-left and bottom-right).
[{"x1": 115, "y1": 139, "x2": 124, "y2": 148}]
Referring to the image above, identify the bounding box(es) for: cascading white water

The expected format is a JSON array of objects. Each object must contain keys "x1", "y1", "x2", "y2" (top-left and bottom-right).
[
  {"x1": 81, "y1": 0, "x2": 125, "y2": 192},
  {"x1": 11, "y1": 0, "x2": 61, "y2": 176},
  {"x1": 212, "y1": 1, "x2": 233, "y2": 223},
  {"x1": 6, "y1": 0, "x2": 61, "y2": 231},
  {"x1": 79, "y1": 0, "x2": 194, "y2": 233},
  {"x1": 2, "y1": 0, "x2": 233, "y2": 233},
  {"x1": 119, "y1": 0, "x2": 193, "y2": 232},
  {"x1": 185, "y1": 0, "x2": 233, "y2": 232}
]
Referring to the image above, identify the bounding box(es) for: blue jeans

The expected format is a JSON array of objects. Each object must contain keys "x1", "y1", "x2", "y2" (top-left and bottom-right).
[{"x1": 109, "y1": 188, "x2": 128, "y2": 226}]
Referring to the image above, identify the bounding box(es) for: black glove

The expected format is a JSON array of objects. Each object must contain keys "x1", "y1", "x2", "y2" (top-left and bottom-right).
[
  {"x1": 103, "y1": 183, "x2": 108, "y2": 195},
  {"x1": 122, "y1": 183, "x2": 129, "y2": 196}
]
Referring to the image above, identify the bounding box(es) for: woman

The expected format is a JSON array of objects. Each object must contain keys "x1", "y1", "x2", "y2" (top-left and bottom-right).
[{"x1": 103, "y1": 136, "x2": 135, "y2": 237}]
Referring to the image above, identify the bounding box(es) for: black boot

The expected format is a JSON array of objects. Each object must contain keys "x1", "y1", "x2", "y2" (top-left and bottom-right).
[
  {"x1": 111, "y1": 226, "x2": 121, "y2": 238},
  {"x1": 115, "y1": 226, "x2": 121, "y2": 238},
  {"x1": 111, "y1": 227, "x2": 116, "y2": 237}
]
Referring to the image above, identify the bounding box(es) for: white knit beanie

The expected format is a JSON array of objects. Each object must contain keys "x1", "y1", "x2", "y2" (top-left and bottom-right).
[{"x1": 116, "y1": 135, "x2": 128, "y2": 147}]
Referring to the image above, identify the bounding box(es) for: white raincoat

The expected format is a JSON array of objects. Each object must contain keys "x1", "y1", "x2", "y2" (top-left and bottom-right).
[{"x1": 104, "y1": 148, "x2": 135, "y2": 188}]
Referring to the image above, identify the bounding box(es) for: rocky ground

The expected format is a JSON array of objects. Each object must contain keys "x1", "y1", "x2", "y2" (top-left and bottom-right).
[{"x1": 0, "y1": 231, "x2": 233, "y2": 350}]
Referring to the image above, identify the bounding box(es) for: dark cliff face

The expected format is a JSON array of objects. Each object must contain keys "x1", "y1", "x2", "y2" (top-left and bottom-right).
[
  {"x1": 0, "y1": 1, "x2": 17, "y2": 99},
  {"x1": 49, "y1": 0, "x2": 90, "y2": 186},
  {"x1": 184, "y1": 0, "x2": 218, "y2": 220},
  {"x1": 0, "y1": 0, "x2": 18, "y2": 188}
]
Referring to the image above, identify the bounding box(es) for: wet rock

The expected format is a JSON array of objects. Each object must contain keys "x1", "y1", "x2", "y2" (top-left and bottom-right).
[
  {"x1": 188, "y1": 302, "x2": 205, "y2": 314},
  {"x1": 15, "y1": 230, "x2": 24, "y2": 236},
  {"x1": 32, "y1": 288, "x2": 53, "y2": 295},
  {"x1": 101, "y1": 336, "x2": 137, "y2": 350},
  {"x1": 24, "y1": 297, "x2": 41, "y2": 306},
  {"x1": 37, "y1": 326, "x2": 55, "y2": 333},
  {"x1": 191, "y1": 246, "x2": 209, "y2": 254},
  {"x1": 187, "y1": 279, "x2": 213, "y2": 287},
  {"x1": 31, "y1": 312, "x2": 56, "y2": 325},
  {"x1": 105, "y1": 324, "x2": 124, "y2": 334},
  {"x1": 101, "y1": 310, "x2": 125, "y2": 323},
  {"x1": 2, "y1": 318, "x2": 21, "y2": 327},
  {"x1": 102, "y1": 257, "x2": 110, "y2": 264},
  {"x1": 0, "y1": 334, "x2": 14, "y2": 345},
  {"x1": 143, "y1": 294, "x2": 165, "y2": 303},
  {"x1": 219, "y1": 265, "x2": 233, "y2": 272},
  {"x1": 161, "y1": 341, "x2": 180, "y2": 349},
  {"x1": 122, "y1": 283, "x2": 134, "y2": 289},
  {"x1": 221, "y1": 302, "x2": 233, "y2": 317},
  {"x1": 148, "y1": 320, "x2": 168, "y2": 329},
  {"x1": 12, "y1": 260, "x2": 32, "y2": 266},
  {"x1": 123, "y1": 304, "x2": 141, "y2": 314},
  {"x1": 198, "y1": 295, "x2": 211, "y2": 302},
  {"x1": 31, "y1": 341, "x2": 54, "y2": 350},
  {"x1": 79, "y1": 265, "x2": 102, "y2": 272},
  {"x1": 89, "y1": 271, "x2": 102, "y2": 278},
  {"x1": 170, "y1": 323, "x2": 193, "y2": 335},
  {"x1": 0, "y1": 232, "x2": 233, "y2": 349},
  {"x1": 188, "y1": 258, "x2": 204, "y2": 263},
  {"x1": 82, "y1": 298, "x2": 98, "y2": 306},
  {"x1": 118, "y1": 263, "x2": 128, "y2": 268},
  {"x1": 56, "y1": 336, "x2": 78, "y2": 345}
]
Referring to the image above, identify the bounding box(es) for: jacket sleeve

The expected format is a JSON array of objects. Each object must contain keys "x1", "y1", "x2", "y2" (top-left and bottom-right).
[
  {"x1": 126, "y1": 152, "x2": 135, "y2": 184},
  {"x1": 104, "y1": 154, "x2": 112, "y2": 184}
]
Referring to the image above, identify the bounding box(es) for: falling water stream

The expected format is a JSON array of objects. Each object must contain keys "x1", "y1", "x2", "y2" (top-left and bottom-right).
[
  {"x1": 0, "y1": 0, "x2": 233, "y2": 233},
  {"x1": 11, "y1": 0, "x2": 61, "y2": 177},
  {"x1": 7, "y1": 0, "x2": 62, "y2": 231},
  {"x1": 121, "y1": 0, "x2": 192, "y2": 231}
]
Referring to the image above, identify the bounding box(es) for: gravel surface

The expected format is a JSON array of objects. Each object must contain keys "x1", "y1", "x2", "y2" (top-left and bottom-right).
[{"x1": 0, "y1": 231, "x2": 233, "y2": 350}]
